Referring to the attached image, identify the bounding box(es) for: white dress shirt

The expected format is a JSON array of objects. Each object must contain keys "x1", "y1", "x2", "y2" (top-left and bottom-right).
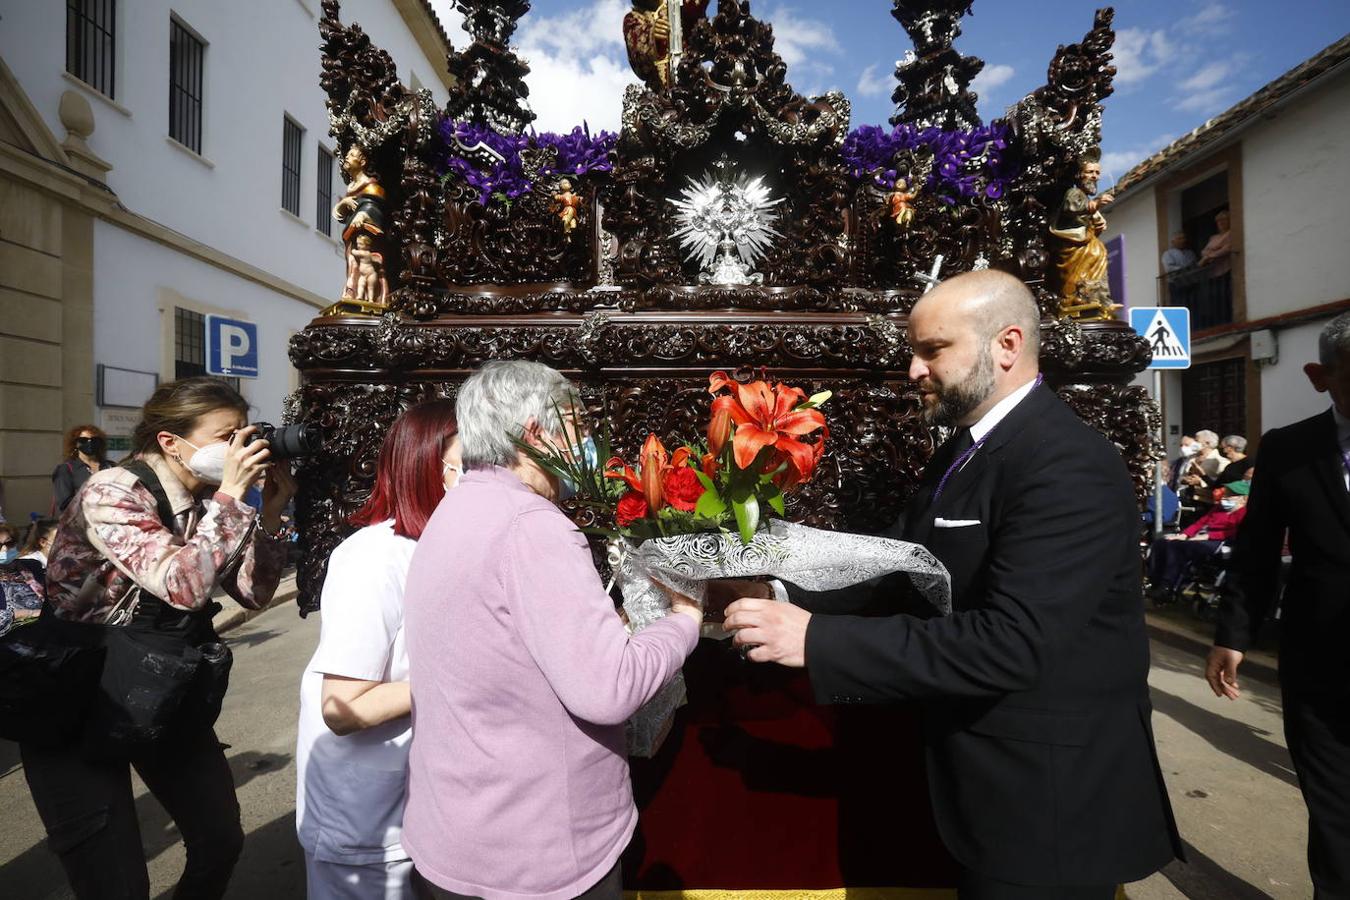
[
  {"x1": 967, "y1": 376, "x2": 1041, "y2": 445},
  {"x1": 1334, "y1": 404, "x2": 1350, "y2": 491}
]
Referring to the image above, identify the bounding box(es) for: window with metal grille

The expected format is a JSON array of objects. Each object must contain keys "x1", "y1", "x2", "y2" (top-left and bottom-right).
[
  {"x1": 316, "y1": 145, "x2": 334, "y2": 235},
  {"x1": 67, "y1": 0, "x2": 117, "y2": 98},
  {"x1": 174, "y1": 308, "x2": 239, "y2": 392},
  {"x1": 169, "y1": 19, "x2": 205, "y2": 153},
  {"x1": 1182, "y1": 357, "x2": 1246, "y2": 441},
  {"x1": 282, "y1": 118, "x2": 304, "y2": 216}
]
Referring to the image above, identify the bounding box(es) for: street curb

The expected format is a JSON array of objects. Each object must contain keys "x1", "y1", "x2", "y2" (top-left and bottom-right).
[
  {"x1": 213, "y1": 577, "x2": 299, "y2": 635},
  {"x1": 1145, "y1": 618, "x2": 1280, "y2": 687}
]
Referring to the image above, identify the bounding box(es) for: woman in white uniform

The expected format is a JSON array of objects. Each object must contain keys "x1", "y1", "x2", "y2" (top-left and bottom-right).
[{"x1": 295, "y1": 400, "x2": 460, "y2": 899}]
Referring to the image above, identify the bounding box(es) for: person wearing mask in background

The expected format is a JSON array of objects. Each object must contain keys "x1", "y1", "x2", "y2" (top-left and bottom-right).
[
  {"x1": 0, "y1": 523, "x2": 18, "y2": 565},
  {"x1": 0, "y1": 518, "x2": 58, "y2": 634},
  {"x1": 52, "y1": 425, "x2": 117, "y2": 514},
  {"x1": 401, "y1": 360, "x2": 703, "y2": 900},
  {"x1": 1208, "y1": 311, "x2": 1350, "y2": 898},
  {"x1": 295, "y1": 400, "x2": 461, "y2": 900},
  {"x1": 22, "y1": 376, "x2": 293, "y2": 900},
  {"x1": 1170, "y1": 435, "x2": 1202, "y2": 492},
  {"x1": 1146, "y1": 482, "x2": 1250, "y2": 601}
]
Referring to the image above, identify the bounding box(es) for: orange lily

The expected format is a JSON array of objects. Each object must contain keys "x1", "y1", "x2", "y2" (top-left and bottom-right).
[
  {"x1": 604, "y1": 436, "x2": 695, "y2": 515},
  {"x1": 709, "y1": 374, "x2": 826, "y2": 476}
]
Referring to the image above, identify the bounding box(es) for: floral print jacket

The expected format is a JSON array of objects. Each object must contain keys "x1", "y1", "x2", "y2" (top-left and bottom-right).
[{"x1": 46, "y1": 454, "x2": 286, "y2": 623}]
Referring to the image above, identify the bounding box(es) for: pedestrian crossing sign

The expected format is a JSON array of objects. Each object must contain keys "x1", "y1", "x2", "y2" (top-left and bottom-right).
[{"x1": 1130, "y1": 306, "x2": 1191, "y2": 369}]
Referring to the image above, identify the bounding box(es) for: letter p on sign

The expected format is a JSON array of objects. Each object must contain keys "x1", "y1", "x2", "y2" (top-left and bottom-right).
[{"x1": 205, "y1": 315, "x2": 259, "y2": 378}]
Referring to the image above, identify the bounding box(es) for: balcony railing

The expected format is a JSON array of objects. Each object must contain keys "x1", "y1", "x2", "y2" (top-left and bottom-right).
[{"x1": 1157, "y1": 252, "x2": 1237, "y2": 331}]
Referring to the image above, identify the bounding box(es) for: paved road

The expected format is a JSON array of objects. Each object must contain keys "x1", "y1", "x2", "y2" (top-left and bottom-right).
[{"x1": 0, "y1": 604, "x2": 1314, "y2": 899}]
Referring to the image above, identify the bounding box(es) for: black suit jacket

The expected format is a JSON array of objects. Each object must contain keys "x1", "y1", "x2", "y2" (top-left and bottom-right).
[
  {"x1": 1217, "y1": 410, "x2": 1350, "y2": 693},
  {"x1": 794, "y1": 385, "x2": 1182, "y2": 886}
]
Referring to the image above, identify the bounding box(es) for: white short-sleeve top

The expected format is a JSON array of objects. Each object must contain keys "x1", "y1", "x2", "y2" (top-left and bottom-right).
[{"x1": 295, "y1": 520, "x2": 416, "y2": 865}]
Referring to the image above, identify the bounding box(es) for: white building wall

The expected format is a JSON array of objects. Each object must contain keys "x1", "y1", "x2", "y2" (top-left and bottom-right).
[
  {"x1": 1241, "y1": 73, "x2": 1350, "y2": 319},
  {"x1": 92, "y1": 219, "x2": 311, "y2": 426},
  {"x1": 0, "y1": 0, "x2": 450, "y2": 301},
  {"x1": 1257, "y1": 321, "x2": 1334, "y2": 433},
  {"x1": 1103, "y1": 190, "x2": 1160, "y2": 315}
]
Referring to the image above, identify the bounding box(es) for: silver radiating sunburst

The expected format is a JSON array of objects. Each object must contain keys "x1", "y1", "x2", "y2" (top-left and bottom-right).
[{"x1": 670, "y1": 161, "x2": 782, "y2": 286}]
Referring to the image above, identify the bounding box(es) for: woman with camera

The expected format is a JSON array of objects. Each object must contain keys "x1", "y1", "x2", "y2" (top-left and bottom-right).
[
  {"x1": 295, "y1": 399, "x2": 460, "y2": 900},
  {"x1": 22, "y1": 376, "x2": 294, "y2": 900}
]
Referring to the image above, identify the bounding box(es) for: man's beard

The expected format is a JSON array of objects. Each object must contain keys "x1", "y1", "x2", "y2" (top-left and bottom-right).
[
  {"x1": 1080, "y1": 177, "x2": 1099, "y2": 194},
  {"x1": 919, "y1": 346, "x2": 996, "y2": 427}
]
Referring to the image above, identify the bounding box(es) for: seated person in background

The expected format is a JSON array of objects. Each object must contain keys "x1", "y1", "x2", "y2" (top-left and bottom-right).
[
  {"x1": 1143, "y1": 460, "x2": 1181, "y2": 530},
  {"x1": 1162, "y1": 231, "x2": 1196, "y2": 273},
  {"x1": 18, "y1": 517, "x2": 59, "y2": 577},
  {"x1": 0, "y1": 520, "x2": 52, "y2": 635},
  {"x1": 1207, "y1": 435, "x2": 1249, "y2": 486},
  {"x1": 0, "y1": 523, "x2": 19, "y2": 565},
  {"x1": 1146, "y1": 481, "x2": 1250, "y2": 599}
]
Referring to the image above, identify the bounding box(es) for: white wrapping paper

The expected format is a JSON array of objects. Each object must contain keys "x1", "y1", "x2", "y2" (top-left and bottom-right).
[{"x1": 617, "y1": 521, "x2": 951, "y2": 756}]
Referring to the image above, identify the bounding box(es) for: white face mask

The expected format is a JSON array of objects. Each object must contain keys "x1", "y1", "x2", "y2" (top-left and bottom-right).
[
  {"x1": 1220, "y1": 497, "x2": 1240, "y2": 511},
  {"x1": 176, "y1": 436, "x2": 230, "y2": 485},
  {"x1": 1180, "y1": 443, "x2": 1199, "y2": 458}
]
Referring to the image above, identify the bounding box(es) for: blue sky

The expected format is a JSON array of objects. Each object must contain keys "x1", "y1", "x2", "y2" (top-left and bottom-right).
[{"x1": 430, "y1": 1, "x2": 1350, "y2": 180}]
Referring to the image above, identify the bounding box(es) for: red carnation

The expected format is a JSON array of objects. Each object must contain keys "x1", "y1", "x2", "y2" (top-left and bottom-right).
[
  {"x1": 663, "y1": 466, "x2": 706, "y2": 512},
  {"x1": 615, "y1": 490, "x2": 650, "y2": 527}
]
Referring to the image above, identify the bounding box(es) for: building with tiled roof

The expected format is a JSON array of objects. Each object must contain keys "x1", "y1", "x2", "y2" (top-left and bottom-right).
[{"x1": 1102, "y1": 32, "x2": 1350, "y2": 459}]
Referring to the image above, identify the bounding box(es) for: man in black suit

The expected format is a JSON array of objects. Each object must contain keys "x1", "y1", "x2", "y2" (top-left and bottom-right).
[
  {"x1": 723, "y1": 271, "x2": 1182, "y2": 898},
  {"x1": 1207, "y1": 310, "x2": 1350, "y2": 898}
]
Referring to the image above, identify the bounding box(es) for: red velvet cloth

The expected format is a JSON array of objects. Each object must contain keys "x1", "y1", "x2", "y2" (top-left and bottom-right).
[{"x1": 625, "y1": 639, "x2": 959, "y2": 891}]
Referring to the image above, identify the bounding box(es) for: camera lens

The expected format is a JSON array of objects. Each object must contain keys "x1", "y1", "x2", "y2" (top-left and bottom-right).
[{"x1": 247, "y1": 422, "x2": 318, "y2": 460}]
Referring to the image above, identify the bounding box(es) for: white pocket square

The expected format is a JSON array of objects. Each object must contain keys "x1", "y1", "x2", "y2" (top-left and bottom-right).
[{"x1": 934, "y1": 517, "x2": 982, "y2": 528}]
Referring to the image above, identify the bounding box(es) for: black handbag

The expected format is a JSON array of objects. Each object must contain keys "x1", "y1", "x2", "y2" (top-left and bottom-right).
[
  {"x1": 0, "y1": 609, "x2": 105, "y2": 746},
  {"x1": 80, "y1": 460, "x2": 236, "y2": 757}
]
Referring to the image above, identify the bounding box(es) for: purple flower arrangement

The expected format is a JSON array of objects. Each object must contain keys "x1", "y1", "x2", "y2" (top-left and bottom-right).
[
  {"x1": 839, "y1": 122, "x2": 1017, "y2": 203},
  {"x1": 437, "y1": 119, "x2": 618, "y2": 206}
]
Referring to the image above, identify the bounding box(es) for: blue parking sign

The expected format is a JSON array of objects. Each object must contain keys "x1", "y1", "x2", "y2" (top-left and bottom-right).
[
  {"x1": 206, "y1": 315, "x2": 259, "y2": 378},
  {"x1": 1130, "y1": 307, "x2": 1191, "y2": 370}
]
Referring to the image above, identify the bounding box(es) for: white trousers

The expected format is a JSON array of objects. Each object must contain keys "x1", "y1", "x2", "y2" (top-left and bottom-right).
[{"x1": 304, "y1": 849, "x2": 414, "y2": 900}]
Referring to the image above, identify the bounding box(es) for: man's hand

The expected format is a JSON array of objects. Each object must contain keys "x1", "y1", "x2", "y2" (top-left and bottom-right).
[
  {"x1": 1205, "y1": 646, "x2": 1244, "y2": 700},
  {"x1": 705, "y1": 579, "x2": 772, "y2": 621},
  {"x1": 723, "y1": 597, "x2": 810, "y2": 667}
]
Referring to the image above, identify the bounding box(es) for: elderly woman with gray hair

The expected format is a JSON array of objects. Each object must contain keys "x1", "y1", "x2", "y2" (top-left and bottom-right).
[{"x1": 400, "y1": 360, "x2": 702, "y2": 900}]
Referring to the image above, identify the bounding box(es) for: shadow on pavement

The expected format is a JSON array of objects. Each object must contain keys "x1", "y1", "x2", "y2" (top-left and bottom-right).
[
  {"x1": 0, "y1": 750, "x2": 290, "y2": 899},
  {"x1": 226, "y1": 628, "x2": 286, "y2": 650},
  {"x1": 1149, "y1": 686, "x2": 1298, "y2": 789},
  {"x1": 1161, "y1": 840, "x2": 1274, "y2": 899}
]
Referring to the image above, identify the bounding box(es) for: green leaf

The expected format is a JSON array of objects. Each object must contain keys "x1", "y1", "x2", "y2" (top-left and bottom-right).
[
  {"x1": 733, "y1": 494, "x2": 760, "y2": 544},
  {"x1": 695, "y1": 489, "x2": 727, "y2": 519},
  {"x1": 692, "y1": 468, "x2": 717, "y2": 492},
  {"x1": 764, "y1": 484, "x2": 786, "y2": 516}
]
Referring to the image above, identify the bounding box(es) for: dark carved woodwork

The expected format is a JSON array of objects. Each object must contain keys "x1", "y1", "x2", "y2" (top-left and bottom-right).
[
  {"x1": 889, "y1": 1, "x2": 984, "y2": 130},
  {"x1": 295, "y1": 2, "x2": 1158, "y2": 611}
]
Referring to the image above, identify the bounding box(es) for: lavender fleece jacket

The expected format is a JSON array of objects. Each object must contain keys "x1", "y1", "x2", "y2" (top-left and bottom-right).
[{"x1": 402, "y1": 466, "x2": 699, "y2": 900}]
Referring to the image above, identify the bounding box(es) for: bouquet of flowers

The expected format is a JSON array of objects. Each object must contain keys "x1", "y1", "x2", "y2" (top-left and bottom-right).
[{"x1": 522, "y1": 369, "x2": 951, "y2": 756}]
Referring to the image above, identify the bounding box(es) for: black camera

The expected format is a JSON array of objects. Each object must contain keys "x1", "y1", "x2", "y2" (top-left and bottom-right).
[{"x1": 246, "y1": 422, "x2": 319, "y2": 461}]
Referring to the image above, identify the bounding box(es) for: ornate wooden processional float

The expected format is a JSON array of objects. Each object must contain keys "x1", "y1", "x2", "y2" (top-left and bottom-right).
[{"x1": 290, "y1": 1, "x2": 1158, "y2": 893}]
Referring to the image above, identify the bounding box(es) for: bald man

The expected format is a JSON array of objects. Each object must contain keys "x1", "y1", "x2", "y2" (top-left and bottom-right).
[{"x1": 723, "y1": 271, "x2": 1182, "y2": 898}]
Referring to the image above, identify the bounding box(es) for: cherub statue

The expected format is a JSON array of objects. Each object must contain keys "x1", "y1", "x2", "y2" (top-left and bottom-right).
[
  {"x1": 553, "y1": 178, "x2": 582, "y2": 237},
  {"x1": 345, "y1": 234, "x2": 388, "y2": 305},
  {"x1": 885, "y1": 178, "x2": 918, "y2": 230},
  {"x1": 1047, "y1": 151, "x2": 1121, "y2": 319}
]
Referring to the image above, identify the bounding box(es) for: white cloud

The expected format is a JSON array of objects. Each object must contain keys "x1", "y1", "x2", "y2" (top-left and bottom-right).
[
  {"x1": 856, "y1": 63, "x2": 892, "y2": 98},
  {"x1": 1178, "y1": 61, "x2": 1233, "y2": 93},
  {"x1": 1112, "y1": 27, "x2": 1175, "y2": 87},
  {"x1": 515, "y1": 0, "x2": 639, "y2": 132},
  {"x1": 762, "y1": 5, "x2": 842, "y2": 95},
  {"x1": 516, "y1": 0, "x2": 630, "y2": 57},
  {"x1": 1178, "y1": 3, "x2": 1236, "y2": 37},
  {"x1": 1100, "y1": 132, "x2": 1177, "y2": 182},
  {"x1": 971, "y1": 63, "x2": 1015, "y2": 96},
  {"x1": 1173, "y1": 87, "x2": 1234, "y2": 115}
]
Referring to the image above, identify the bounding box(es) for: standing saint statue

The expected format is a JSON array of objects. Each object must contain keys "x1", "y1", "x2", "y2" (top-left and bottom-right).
[
  {"x1": 1047, "y1": 153, "x2": 1120, "y2": 319},
  {"x1": 330, "y1": 143, "x2": 390, "y2": 313}
]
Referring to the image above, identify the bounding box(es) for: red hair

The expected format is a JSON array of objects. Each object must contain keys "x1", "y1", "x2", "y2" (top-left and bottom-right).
[{"x1": 350, "y1": 399, "x2": 457, "y2": 539}]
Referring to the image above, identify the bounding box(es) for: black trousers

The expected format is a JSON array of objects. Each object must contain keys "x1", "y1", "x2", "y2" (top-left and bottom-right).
[
  {"x1": 1283, "y1": 688, "x2": 1350, "y2": 899},
  {"x1": 412, "y1": 859, "x2": 621, "y2": 900},
  {"x1": 958, "y1": 870, "x2": 1115, "y2": 899},
  {"x1": 20, "y1": 727, "x2": 244, "y2": 900}
]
